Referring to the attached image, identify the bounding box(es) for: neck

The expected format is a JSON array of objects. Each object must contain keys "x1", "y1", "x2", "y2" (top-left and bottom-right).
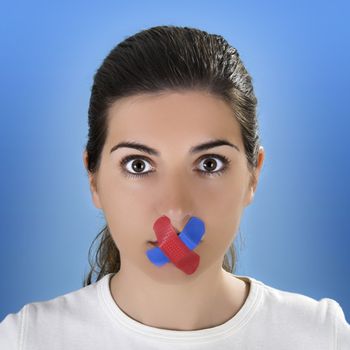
[{"x1": 109, "y1": 258, "x2": 249, "y2": 331}]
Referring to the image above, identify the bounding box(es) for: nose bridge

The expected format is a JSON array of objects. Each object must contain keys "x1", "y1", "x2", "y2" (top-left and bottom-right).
[{"x1": 156, "y1": 173, "x2": 194, "y2": 231}]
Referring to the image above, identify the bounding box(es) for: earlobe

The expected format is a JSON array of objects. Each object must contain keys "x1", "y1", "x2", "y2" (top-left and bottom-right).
[
  {"x1": 245, "y1": 146, "x2": 265, "y2": 207},
  {"x1": 88, "y1": 173, "x2": 102, "y2": 209},
  {"x1": 250, "y1": 187, "x2": 255, "y2": 201},
  {"x1": 91, "y1": 186, "x2": 102, "y2": 209},
  {"x1": 246, "y1": 186, "x2": 255, "y2": 207}
]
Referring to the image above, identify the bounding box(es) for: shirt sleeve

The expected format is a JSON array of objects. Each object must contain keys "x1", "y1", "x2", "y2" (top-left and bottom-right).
[
  {"x1": 0, "y1": 304, "x2": 27, "y2": 350},
  {"x1": 328, "y1": 299, "x2": 350, "y2": 350}
]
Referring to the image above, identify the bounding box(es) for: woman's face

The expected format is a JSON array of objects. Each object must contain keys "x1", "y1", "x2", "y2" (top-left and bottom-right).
[{"x1": 84, "y1": 90, "x2": 263, "y2": 278}]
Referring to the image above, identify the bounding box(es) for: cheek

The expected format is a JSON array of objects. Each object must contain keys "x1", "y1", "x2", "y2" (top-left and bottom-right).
[
  {"x1": 101, "y1": 186, "x2": 157, "y2": 250},
  {"x1": 103, "y1": 183, "x2": 187, "y2": 254},
  {"x1": 193, "y1": 180, "x2": 245, "y2": 248},
  {"x1": 193, "y1": 176, "x2": 246, "y2": 215},
  {"x1": 202, "y1": 213, "x2": 241, "y2": 251}
]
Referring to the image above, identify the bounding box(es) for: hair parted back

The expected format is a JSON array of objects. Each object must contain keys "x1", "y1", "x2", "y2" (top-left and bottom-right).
[{"x1": 82, "y1": 25, "x2": 261, "y2": 287}]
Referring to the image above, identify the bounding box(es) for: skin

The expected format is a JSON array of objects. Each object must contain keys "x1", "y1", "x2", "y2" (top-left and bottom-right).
[{"x1": 83, "y1": 90, "x2": 265, "y2": 331}]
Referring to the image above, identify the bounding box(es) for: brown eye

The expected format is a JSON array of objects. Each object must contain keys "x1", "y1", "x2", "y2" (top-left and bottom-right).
[
  {"x1": 120, "y1": 156, "x2": 153, "y2": 176},
  {"x1": 200, "y1": 158, "x2": 221, "y2": 172},
  {"x1": 196, "y1": 154, "x2": 230, "y2": 177},
  {"x1": 130, "y1": 159, "x2": 146, "y2": 172}
]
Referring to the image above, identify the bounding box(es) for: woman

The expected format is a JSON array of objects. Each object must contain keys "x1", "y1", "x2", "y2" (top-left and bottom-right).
[{"x1": 1, "y1": 25, "x2": 349, "y2": 349}]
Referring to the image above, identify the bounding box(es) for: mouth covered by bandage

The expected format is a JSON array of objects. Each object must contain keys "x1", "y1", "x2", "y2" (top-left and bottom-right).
[{"x1": 146, "y1": 215, "x2": 206, "y2": 275}]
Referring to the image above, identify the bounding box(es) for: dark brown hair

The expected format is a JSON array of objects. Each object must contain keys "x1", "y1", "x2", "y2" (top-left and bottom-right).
[{"x1": 82, "y1": 25, "x2": 260, "y2": 287}]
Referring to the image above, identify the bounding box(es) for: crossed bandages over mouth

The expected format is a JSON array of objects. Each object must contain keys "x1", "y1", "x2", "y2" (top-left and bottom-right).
[{"x1": 146, "y1": 215, "x2": 206, "y2": 275}]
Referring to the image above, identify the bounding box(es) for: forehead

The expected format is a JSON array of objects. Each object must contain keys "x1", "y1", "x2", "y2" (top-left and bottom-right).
[{"x1": 106, "y1": 90, "x2": 242, "y2": 146}]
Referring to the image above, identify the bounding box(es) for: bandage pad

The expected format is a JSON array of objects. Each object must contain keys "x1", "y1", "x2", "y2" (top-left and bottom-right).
[{"x1": 146, "y1": 215, "x2": 205, "y2": 275}]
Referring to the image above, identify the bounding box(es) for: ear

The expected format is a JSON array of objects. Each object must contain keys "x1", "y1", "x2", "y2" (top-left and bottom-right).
[
  {"x1": 83, "y1": 150, "x2": 102, "y2": 209},
  {"x1": 245, "y1": 146, "x2": 265, "y2": 207}
]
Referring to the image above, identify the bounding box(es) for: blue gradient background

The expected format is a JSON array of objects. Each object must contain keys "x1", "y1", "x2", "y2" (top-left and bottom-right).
[{"x1": 1, "y1": 1, "x2": 349, "y2": 322}]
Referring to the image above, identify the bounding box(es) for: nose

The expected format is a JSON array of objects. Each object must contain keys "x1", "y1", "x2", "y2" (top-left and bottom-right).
[
  {"x1": 165, "y1": 212, "x2": 192, "y2": 233},
  {"x1": 155, "y1": 173, "x2": 194, "y2": 230}
]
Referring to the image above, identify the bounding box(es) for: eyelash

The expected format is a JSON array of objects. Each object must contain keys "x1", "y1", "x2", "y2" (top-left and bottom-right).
[{"x1": 119, "y1": 154, "x2": 231, "y2": 179}]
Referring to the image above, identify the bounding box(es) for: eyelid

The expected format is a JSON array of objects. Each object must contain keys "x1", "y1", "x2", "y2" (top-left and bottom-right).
[{"x1": 119, "y1": 154, "x2": 153, "y2": 166}]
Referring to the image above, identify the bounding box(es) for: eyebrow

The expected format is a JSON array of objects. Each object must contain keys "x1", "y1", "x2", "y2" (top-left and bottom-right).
[{"x1": 110, "y1": 138, "x2": 240, "y2": 156}]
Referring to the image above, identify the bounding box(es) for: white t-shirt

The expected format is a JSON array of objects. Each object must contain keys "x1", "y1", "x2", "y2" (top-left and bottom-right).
[{"x1": 1, "y1": 272, "x2": 349, "y2": 349}]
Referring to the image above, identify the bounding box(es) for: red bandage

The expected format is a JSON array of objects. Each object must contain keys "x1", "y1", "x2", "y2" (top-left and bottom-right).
[{"x1": 153, "y1": 215, "x2": 200, "y2": 274}]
